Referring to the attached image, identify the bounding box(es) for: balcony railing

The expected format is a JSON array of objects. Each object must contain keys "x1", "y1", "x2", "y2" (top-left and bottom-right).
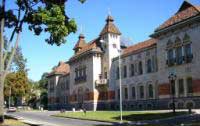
[
  {"x1": 95, "y1": 79, "x2": 108, "y2": 86},
  {"x1": 75, "y1": 75, "x2": 87, "y2": 84},
  {"x1": 166, "y1": 54, "x2": 193, "y2": 67}
]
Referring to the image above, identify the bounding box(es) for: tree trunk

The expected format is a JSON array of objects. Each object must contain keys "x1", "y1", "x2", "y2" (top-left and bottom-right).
[
  {"x1": 0, "y1": 0, "x2": 5, "y2": 123},
  {"x1": 0, "y1": 76, "x2": 5, "y2": 123}
]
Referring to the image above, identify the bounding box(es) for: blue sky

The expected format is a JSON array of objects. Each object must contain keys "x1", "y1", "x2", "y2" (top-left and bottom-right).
[{"x1": 6, "y1": 0, "x2": 200, "y2": 81}]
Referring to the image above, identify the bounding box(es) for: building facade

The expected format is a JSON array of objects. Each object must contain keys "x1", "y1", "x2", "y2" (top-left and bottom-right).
[{"x1": 47, "y1": 1, "x2": 200, "y2": 111}]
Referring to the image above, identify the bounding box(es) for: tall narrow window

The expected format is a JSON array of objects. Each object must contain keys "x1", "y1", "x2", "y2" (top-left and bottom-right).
[
  {"x1": 104, "y1": 71, "x2": 107, "y2": 79},
  {"x1": 167, "y1": 49, "x2": 174, "y2": 66},
  {"x1": 139, "y1": 86, "x2": 144, "y2": 99},
  {"x1": 75, "y1": 68, "x2": 78, "y2": 78},
  {"x1": 130, "y1": 64, "x2": 134, "y2": 76},
  {"x1": 148, "y1": 84, "x2": 153, "y2": 98},
  {"x1": 132, "y1": 87, "x2": 135, "y2": 99},
  {"x1": 176, "y1": 47, "x2": 183, "y2": 65},
  {"x1": 116, "y1": 67, "x2": 119, "y2": 79},
  {"x1": 117, "y1": 89, "x2": 120, "y2": 99},
  {"x1": 147, "y1": 59, "x2": 152, "y2": 73},
  {"x1": 123, "y1": 65, "x2": 127, "y2": 78},
  {"x1": 83, "y1": 67, "x2": 86, "y2": 76},
  {"x1": 187, "y1": 77, "x2": 193, "y2": 94},
  {"x1": 184, "y1": 44, "x2": 192, "y2": 63},
  {"x1": 124, "y1": 88, "x2": 128, "y2": 99},
  {"x1": 138, "y1": 61, "x2": 143, "y2": 75},
  {"x1": 178, "y1": 79, "x2": 184, "y2": 96}
]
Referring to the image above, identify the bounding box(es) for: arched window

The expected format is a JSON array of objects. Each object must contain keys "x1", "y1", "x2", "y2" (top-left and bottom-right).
[
  {"x1": 183, "y1": 34, "x2": 191, "y2": 43},
  {"x1": 123, "y1": 65, "x2": 127, "y2": 78},
  {"x1": 147, "y1": 59, "x2": 152, "y2": 73},
  {"x1": 183, "y1": 34, "x2": 193, "y2": 63},
  {"x1": 138, "y1": 61, "x2": 143, "y2": 75},
  {"x1": 132, "y1": 87, "x2": 136, "y2": 99},
  {"x1": 175, "y1": 46, "x2": 183, "y2": 65},
  {"x1": 186, "y1": 77, "x2": 193, "y2": 94},
  {"x1": 175, "y1": 37, "x2": 181, "y2": 44},
  {"x1": 116, "y1": 67, "x2": 119, "y2": 79},
  {"x1": 139, "y1": 85, "x2": 144, "y2": 99},
  {"x1": 167, "y1": 39, "x2": 173, "y2": 48},
  {"x1": 130, "y1": 64, "x2": 134, "y2": 76},
  {"x1": 148, "y1": 84, "x2": 153, "y2": 98},
  {"x1": 167, "y1": 49, "x2": 174, "y2": 66}
]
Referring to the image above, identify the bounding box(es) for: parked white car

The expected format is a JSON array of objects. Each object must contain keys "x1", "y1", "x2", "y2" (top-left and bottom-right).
[{"x1": 7, "y1": 107, "x2": 17, "y2": 112}]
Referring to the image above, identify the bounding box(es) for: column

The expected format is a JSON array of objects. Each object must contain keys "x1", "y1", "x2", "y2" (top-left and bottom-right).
[
  {"x1": 144, "y1": 84, "x2": 147, "y2": 100},
  {"x1": 183, "y1": 78, "x2": 187, "y2": 97},
  {"x1": 128, "y1": 85, "x2": 131, "y2": 100},
  {"x1": 175, "y1": 80, "x2": 179, "y2": 98},
  {"x1": 136, "y1": 85, "x2": 139, "y2": 100}
]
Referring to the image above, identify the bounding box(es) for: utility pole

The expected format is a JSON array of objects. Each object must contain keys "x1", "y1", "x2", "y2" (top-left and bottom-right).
[
  {"x1": 118, "y1": 49, "x2": 123, "y2": 123},
  {"x1": 9, "y1": 87, "x2": 11, "y2": 108}
]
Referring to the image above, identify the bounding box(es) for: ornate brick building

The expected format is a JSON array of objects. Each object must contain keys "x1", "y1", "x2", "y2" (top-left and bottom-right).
[{"x1": 47, "y1": 1, "x2": 200, "y2": 110}]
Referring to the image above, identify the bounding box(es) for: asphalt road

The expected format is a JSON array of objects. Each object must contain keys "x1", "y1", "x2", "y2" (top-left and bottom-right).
[{"x1": 7, "y1": 111, "x2": 113, "y2": 126}]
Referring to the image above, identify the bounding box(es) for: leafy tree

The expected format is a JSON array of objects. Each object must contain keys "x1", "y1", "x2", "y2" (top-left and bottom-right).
[
  {"x1": 26, "y1": 80, "x2": 41, "y2": 109},
  {"x1": 38, "y1": 72, "x2": 48, "y2": 109},
  {"x1": 4, "y1": 70, "x2": 29, "y2": 106},
  {"x1": 0, "y1": 0, "x2": 86, "y2": 123},
  {"x1": 38, "y1": 72, "x2": 48, "y2": 89}
]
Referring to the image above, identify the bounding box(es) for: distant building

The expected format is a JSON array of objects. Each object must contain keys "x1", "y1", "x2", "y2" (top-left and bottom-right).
[{"x1": 47, "y1": 1, "x2": 200, "y2": 110}]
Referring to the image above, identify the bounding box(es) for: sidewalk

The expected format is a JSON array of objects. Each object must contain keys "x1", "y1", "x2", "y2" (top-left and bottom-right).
[
  {"x1": 128, "y1": 113, "x2": 200, "y2": 125},
  {"x1": 5, "y1": 114, "x2": 56, "y2": 126}
]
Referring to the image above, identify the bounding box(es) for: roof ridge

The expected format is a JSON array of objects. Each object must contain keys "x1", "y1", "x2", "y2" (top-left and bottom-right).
[
  {"x1": 155, "y1": 1, "x2": 200, "y2": 32},
  {"x1": 194, "y1": 5, "x2": 200, "y2": 12},
  {"x1": 122, "y1": 38, "x2": 157, "y2": 56}
]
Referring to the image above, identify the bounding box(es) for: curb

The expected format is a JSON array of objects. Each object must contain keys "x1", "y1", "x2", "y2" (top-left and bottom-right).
[
  {"x1": 52, "y1": 115, "x2": 118, "y2": 125},
  {"x1": 5, "y1": 114, "x2": 43, "y2": 126}
]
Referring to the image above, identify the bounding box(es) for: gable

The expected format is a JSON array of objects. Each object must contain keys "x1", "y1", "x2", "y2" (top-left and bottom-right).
[{"x1": 155, "y1": 1, "x2": 200, "y2": 32}]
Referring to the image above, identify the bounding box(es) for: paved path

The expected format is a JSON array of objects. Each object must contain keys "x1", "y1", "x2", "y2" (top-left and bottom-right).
[
  {"x1": 7, "y1": 111, "x2": 113, "y2": 126},
  {"x1": 6, "y1": 110, "x2": 200, "y2": 126}
]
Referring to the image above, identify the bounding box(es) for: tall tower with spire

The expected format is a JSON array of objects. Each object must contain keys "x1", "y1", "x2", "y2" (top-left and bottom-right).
[{"x1": 99, "y1": 15, "x2": 121, "y2": 83}]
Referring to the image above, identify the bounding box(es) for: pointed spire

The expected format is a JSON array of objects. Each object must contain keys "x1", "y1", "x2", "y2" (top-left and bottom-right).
[
  {"x1": 73, "y1": 34, "x2": 86, "y2": 53},
  {"x1": 106, "y1": 15, "x2": 114, "y2": 23},
  {"x1": 100, "y1": 15, "x2": 121, "y2": 36}
]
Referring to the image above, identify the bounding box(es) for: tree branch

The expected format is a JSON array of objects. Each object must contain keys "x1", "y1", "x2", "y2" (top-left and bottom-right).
[
  {"x1": 0, "y1": 0, "x2": 5, "y2": 74},
  {"x1": 3, "y1": 40, "x2": 11, "y2": 63},
  {"x1": 5, "y1": 33, "x2": 20, "y2": 73},
  {"x1": 9, "y1": 7, "x2": 21, "y2": 42}
]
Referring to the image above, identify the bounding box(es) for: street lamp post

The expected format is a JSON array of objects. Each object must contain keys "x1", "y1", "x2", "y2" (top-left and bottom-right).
[
  {"x1": 118, "y1": 49, "x2": 123, "y2": 123},
  {"x1": 99, "y1": 39, "x2": 123, "y2": 123},
  {"x1": 168, "y1": 73, "x2": 177, "y2": 114}
]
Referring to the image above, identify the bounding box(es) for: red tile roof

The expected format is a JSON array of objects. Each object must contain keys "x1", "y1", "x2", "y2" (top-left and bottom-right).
[
  {"x1": 100, "y1": 15, "x2": 121, "y2": 35},
  {"x1": 122, "y1": 39, "x2": 157, "y2": 57},
  {"x1": 69, "y1": 38, "x2": 101, "y2": 61},
  {"x1": 49, "y1": 61, "x2": 70, "y2": 76},
  {"x1": 195, "y1": 6, "x2": 200, "y2": 11},
  {"x1": 75, "y1": 38, "x2": 98, "y2": 55},
  {"x1": 73, "y1": 34, "x2": 87, "y2": 50},
  {"x1": 155, "y1": 1, "x2": 200, "y2": 32}
]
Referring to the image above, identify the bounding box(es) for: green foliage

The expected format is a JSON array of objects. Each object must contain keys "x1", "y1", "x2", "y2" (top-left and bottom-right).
[
  {"x1": 38, "y1": 72, "x2": 48, "y2": 89},
  {"x1": 4, "y1": 71, "x2": 29, "y2": 98},
  {"x1": 1, "y1": 0, "x2": 86, "y2": 45},
  {"x1": 3, "y1": 36, "x2": 27, "y2": 72}
]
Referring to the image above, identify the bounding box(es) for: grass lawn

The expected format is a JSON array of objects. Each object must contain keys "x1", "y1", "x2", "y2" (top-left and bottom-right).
[
  {"x1": 0, "y1": 119, "x2": 29, "y2": 126},
  {"x1": 182, "y1": 120, "x2": 200, "y2": 126},
  {"x1": 54, "y1": 111, "x2": 188, "y2": 123}
]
